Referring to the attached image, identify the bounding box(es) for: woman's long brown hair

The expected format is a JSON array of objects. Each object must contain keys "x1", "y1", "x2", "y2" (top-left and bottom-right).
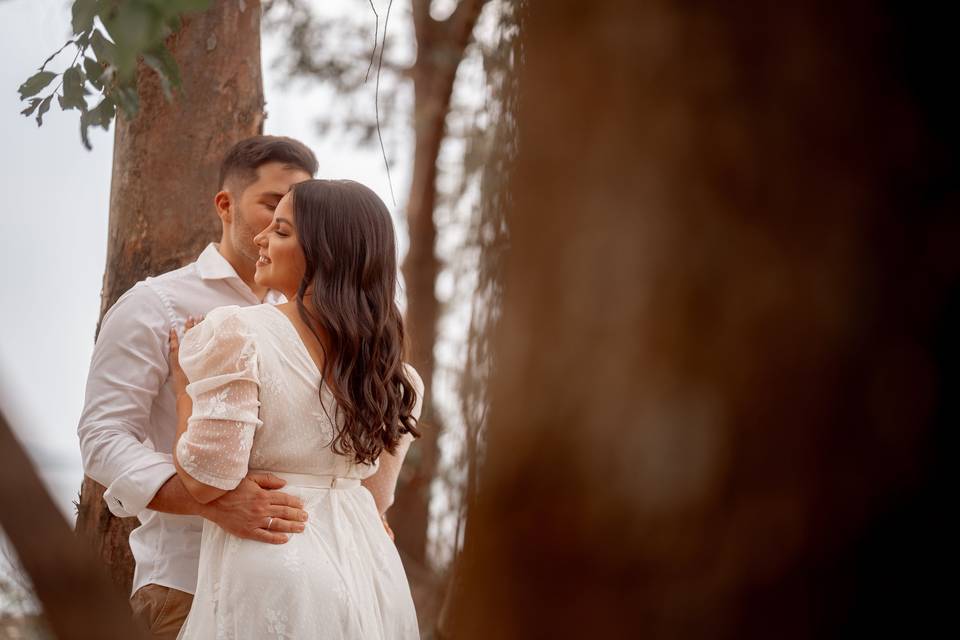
[{"x1": 290, "y1": 179, "x2": 421, "y2": 465}]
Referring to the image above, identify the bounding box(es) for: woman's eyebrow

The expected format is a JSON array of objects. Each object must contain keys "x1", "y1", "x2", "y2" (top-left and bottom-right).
[{"x1": 275, "y1": 217, "x2": 292, "y2": 226}]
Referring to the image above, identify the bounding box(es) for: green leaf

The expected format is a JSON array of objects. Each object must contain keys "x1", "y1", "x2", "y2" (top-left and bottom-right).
[
  {"x1": 80, "y1": 111, "x2": 93, "y2": 150},
  {"x1": 60, "y1": 65, "x2": 88, "y2": 111},
  {"x1": 142, "y1": 52, "x2": 172, "y2": 100},
  {"x1": 38, "y1": 39, "x2": 76, "y2": 73},
  {"x1": 80, "y1": 97, "x2": 115, "y2": 150},
  {"x1": 165, "y1": 14, "x2": 183, "y2": 32},
  {"x1": 143, "y1": 45, "x2": 182, "y2": 100},
  {"x1": 163, "y1": 0, "x2": 212, "y2": 15},
  {"x1": 20, "y1": 97, "x2": 42, "y2": 117},
  {"x1": 83, "y1": 56, "x2": 105, "y2": 89},
  {"x1": 90, "y1": 29, "x2": 117, "y2": 65},
  {"x1": 156, "y1": 46, "x2": 182, "y2": 89},
  {"x1": 112, "y1": 85, "x2": 139, "y2": 118},
  {"x1": 71, "y1": 0, "x2": 99, "y2": 35},
  {"x1": 18, "y1": 71, "x2": 57, "y2": 100},
  {"x1": 87, "y1": 96, "x2": 115, "y2": 129},
  {"x1": 35, "y1": 94, "x2": 53, "y2": 126},
  {"x1": 101, "y1": 3, "x2": 155, "y2": 81}
]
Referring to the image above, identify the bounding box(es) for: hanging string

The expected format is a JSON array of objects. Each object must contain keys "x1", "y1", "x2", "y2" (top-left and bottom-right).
[
  {"x1": 367, "y1": 0, "x2": 397, "y2": 207},
  {"x1": 364, "y1": 0, "x2": 379, "y2": 83}
]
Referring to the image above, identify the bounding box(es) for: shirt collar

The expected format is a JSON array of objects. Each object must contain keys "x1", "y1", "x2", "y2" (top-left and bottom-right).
[{"x1": 196, "y1": 243, "x2": 240, "y2": 281}]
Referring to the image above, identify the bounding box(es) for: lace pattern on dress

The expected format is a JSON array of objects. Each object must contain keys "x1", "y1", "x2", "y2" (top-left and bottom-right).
[{"x1": 175, "y1": 306, "x2": 262, "y2": 490}]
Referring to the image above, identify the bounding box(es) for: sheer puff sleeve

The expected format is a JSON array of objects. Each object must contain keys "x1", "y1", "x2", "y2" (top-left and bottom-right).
[{"x1": 175, "y1": 306, "x2": 261, "y2": 490}]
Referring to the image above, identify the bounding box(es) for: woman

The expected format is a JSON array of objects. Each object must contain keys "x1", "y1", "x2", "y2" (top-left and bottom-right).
[{"x1": 168, "y1": 179, "x2": 423, "y2": 639}]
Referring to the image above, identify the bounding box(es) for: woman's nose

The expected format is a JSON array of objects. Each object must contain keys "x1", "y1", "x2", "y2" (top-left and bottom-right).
[{"x1": 254, "y1": 231, "x2": 266, "y2": 247}]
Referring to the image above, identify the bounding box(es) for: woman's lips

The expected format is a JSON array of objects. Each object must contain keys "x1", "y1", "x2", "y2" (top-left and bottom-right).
[{"x1": 257, "y1": 254, "x2": 271, "y2": 266}]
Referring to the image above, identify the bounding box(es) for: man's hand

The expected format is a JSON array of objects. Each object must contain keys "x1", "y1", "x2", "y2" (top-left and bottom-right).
[
  {"x1": 202, "y1": 472, "x2": 309, "y2": 544},
  {"x1": 168, "y1": 316, "x2": 201, "y2": 400}
]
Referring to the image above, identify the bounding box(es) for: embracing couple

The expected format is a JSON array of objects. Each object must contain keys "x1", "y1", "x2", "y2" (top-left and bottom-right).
[{"x1": 77, "y1": 136, "x2": 423, "y2": 639}]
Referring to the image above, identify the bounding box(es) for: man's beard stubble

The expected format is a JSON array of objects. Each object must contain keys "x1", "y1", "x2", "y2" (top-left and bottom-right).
[{"x1": 231, "y1": 204, "x2": 262, "y2": 266}]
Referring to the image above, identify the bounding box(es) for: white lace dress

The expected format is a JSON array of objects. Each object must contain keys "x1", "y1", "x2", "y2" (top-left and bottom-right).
[{"x1": 173, "y1": 304, "x2": 421, "y2": 640}]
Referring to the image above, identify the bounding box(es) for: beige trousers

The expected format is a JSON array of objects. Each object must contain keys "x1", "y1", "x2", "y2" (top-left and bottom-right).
[{"x1": 129, "y1": 584, "x2": 194, "y2": 640}]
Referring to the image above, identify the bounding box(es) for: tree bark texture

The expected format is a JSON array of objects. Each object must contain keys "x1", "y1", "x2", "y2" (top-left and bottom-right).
[
  {"x1": 1, "y1": 410, "x2": 150, "y2": 639},
  {"x1": 393, "y1": 0, "x2": 490, "y2": 568},
  {"x1": 452, "y1": 1, "x2": 954, "y2": 638},
  {"x1": 75, "y1": 0, "x2": 265, "y2": 595}
]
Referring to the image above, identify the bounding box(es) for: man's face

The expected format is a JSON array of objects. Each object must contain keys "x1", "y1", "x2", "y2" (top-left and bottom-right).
[{"x1": 228, "y1": 161, "x2": 311, "y2": 264}]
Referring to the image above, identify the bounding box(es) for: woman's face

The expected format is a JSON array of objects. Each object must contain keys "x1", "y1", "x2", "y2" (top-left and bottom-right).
[{"x1": 253, "y1": 192, "x2": 307, "y2": 298}]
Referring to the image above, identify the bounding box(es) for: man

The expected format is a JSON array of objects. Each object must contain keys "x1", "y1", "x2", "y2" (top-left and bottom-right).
[{"x1": 78, "y1": 136, "x2": 318, "y2": 639}]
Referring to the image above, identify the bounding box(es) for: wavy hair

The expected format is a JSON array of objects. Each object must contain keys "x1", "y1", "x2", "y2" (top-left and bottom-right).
[{"x1": 290, "y1": 179, "x2": 421, "y2": 464}]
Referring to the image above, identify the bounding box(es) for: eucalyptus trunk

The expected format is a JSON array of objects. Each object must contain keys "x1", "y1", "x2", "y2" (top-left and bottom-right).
[{"x1": 75, "y1": 0, "x2": 266, "y2": 594}]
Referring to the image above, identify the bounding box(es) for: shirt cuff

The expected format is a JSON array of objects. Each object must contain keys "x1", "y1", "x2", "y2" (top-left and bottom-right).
[{"x1": 103, "y1": 453, "x2": 177, "y2": 518}]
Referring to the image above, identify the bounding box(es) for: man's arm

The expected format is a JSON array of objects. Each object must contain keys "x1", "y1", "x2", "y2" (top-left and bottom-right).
[
  {"x1": 77, "y1": 284, "x2": 184, "y2": 518},
  {"x1": 77, "y1": 285, "x2": 306, "y2": 541},
  {"x1": 147, "y1": 473, "x2": 210, "y2": 515},
  {"x1": 149, "y1": 471, "x2": 307, "y2": 545}
]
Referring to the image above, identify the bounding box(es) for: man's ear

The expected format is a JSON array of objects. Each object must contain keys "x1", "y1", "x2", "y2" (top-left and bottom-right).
[{"x1": 214, "y1": 190, "x2": 233, "y2": 224}]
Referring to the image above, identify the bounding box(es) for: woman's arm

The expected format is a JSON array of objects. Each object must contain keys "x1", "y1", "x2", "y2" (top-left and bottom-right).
[
  {"x1": 362, "y1": 365, "x2": 425, "y2": 527},
  {"x1": 172, "y1": 390, "x2": 228, "y2": 504},
  {"x1": 169, "y1": 318, "x2": 230, "y2": 504},
  {"x1": 361, "y1": 432, "x2": 415, "y2": 516}
]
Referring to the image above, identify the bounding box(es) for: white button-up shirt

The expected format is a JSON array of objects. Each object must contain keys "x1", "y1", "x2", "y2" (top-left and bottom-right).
[{"x1": 77, "y1": 243, "x2": 284, "y2": 596}]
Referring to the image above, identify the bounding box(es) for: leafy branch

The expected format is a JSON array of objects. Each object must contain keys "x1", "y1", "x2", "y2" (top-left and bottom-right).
[{"x1": 17, "y1": 0, "x2": 211, "y2": 149}]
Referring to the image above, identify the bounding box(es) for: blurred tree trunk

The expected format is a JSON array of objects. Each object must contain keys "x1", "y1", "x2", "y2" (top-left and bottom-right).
[
  {"x1": 75, "y1": 0, "x2": 265, "y2": 594},
  {"x1": 1, "y1": 411, "x2": 149, "y2": 639},
  {"x1": 453, "y1": 1, "x2": 953, "y2": 638},
  {"x1": 393, "y1": 0, "x2": 490, "y2": 568}
]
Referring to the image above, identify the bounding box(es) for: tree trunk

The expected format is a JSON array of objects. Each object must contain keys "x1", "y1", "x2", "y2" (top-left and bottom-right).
[
  {"x1": 393, "y1": 0, "x2": 489, "y2": 570},
  {"x1": 75, "y1": 0, "x2": 265, "y2": 594},
  {"x1": 452, "y1": 0, "x2": 953, "y2": 637},
  {"x1": 1, "y1": 411, "x2": 149, "y2": 639}
]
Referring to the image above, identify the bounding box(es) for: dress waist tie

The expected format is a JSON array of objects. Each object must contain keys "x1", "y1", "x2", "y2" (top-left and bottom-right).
[{"x1": 249, "y1": 470, "x2": 362, "y2": 489}]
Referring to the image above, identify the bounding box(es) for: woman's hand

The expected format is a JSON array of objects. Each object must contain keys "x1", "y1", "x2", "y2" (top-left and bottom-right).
[
  {"x1": 381, "y1": 513, "x2": 395, "y2": 541},
  {"x1": 168, "y1": 316, "x2": 202, "y2": 398}
]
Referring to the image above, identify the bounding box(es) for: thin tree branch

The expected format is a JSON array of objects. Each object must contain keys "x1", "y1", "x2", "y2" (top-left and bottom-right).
[
  {"x1": 442, "y1": 0, "x2": 491, "y2": 44},
  {"x1": 412, "y1": 0, "x2": 434, "y2": 40}
]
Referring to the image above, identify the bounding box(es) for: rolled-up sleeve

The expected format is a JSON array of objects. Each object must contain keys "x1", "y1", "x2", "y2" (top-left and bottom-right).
[
  {"x1": 175, "y1": 306, "x2": 261, "y2": 491},
  {"x1": 77, "y1": 284, "x2": 177, "y2": 518}
]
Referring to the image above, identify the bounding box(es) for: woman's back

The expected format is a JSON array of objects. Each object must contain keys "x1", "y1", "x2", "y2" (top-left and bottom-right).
[
  {"x1": 247, "y1": 303, "x2": 380, "y2": 480},
  {"x1": 175, "y1": 304, "x2": 421, "y2": 639}
]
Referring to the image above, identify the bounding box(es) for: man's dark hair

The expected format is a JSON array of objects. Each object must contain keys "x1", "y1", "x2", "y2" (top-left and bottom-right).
[{"x1": 218, "y1": 135, "x2": 319, "y2": 192}]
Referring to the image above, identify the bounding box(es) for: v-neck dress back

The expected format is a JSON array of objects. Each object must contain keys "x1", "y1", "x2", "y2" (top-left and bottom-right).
[{"x1": 174, "y1": 304, "x2": 421, "y2": 639}]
